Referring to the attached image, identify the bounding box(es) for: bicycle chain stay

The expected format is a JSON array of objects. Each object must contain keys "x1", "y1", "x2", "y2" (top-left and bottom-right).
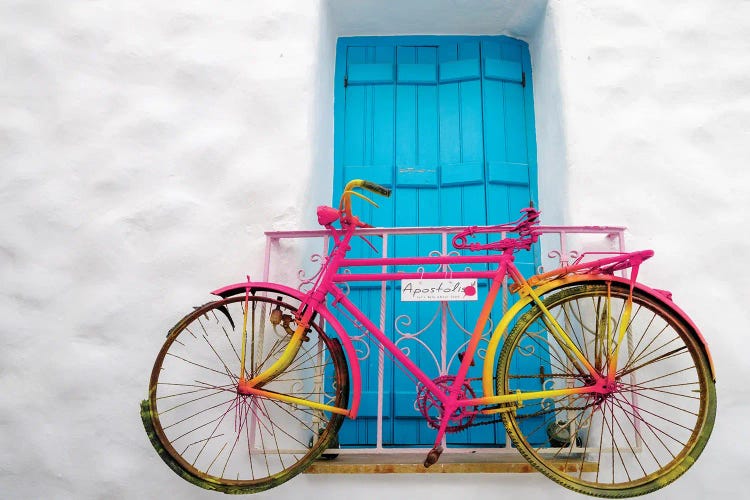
[{"x1": 418, "y1": 376, "x2": 596, "y2": 429}]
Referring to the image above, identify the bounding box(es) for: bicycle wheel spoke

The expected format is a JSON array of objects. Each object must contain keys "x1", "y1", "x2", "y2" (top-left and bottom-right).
[
  {"x1": 619, "y1": 312, "x2": 660, "y2": 370},
  {"x1": 253, "y1": 336, "x2": 288, "y2": 374},
  {"x1": 168, "y1": 397, "x2": 238, "y2": 435},
  {"x1": 242, "y1": 404, "x2": 255, "y2": 480},
  {"x1": 609, "y1": 392, "x2": 681, "y2": 457},
  {"x1": 185, "y1": 326, "x2": 198, "y2": 339},
  {"x1": 608, "y1": 398, "x2": 646, "y2": 479},
  {"x1": 165, "y1": 352, "x2": 233, "y2": 380},
  {"x1": 265, "y1": 404, "x2": 320, "y2": 449},
  {"x1": 631, "y1": 365, "x2": 696, "y2": 387},
  {"x1": 609, "y1": 393, "x2": 664, "y2": 469},
  {"x1": 156, "y1": 381, "x2": 235, "y2": 398},
  {"x1": 159, "y1": 388, "x2": 232, "y2": 414},
  {"x1": 254, "y1": 398, "x2": 285, "y2": 469},
  {"x1": 598, "y1": 399, "x2": 630, "y2": 483},
  {"x1": 614, "y1": 391, "x2": 698, "y2": 430},
  {"x1": 219, "y1": 322, "x2": 243, "y2": 366},
  {"x1": 513, "y1": 321, "x2": 575, "y2": 375},
  {"x1": 618, "y1": 344, "x2": 688, "y2": 378},
  {"x1": 202, "y1": 334, "x2": 239, "y2": 384},
  {"x1": 620, "y1": 320, "x2": 671, "y2": 369},
  {"x1": 623, "y1": 385, "x2": 701, "y2": 402}
]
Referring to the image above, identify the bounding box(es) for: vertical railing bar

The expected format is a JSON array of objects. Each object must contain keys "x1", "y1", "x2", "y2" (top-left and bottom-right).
[
  {"x1": 616, "y1": 228, "x2": 641, "y2": 449},
  {"x1": 376, "y1": 230, "x2": 389, "y2": 451},
  {"x1": 618, "y1": 229, "x2": 627, "y2": 278},
  {"x1": 559, "y1": 230, "x2": 578, "y2": 450},
  {"x1": 440, "y1": 231, "x2": 448, "y2": 450},
  {"x1": 441, "y1": 231, "x2": 448, "y2": 375},
  {"x1": 262, "y1": 235, "x2": 274, "y2": 282},
  {"x1": 317, "y1": 233, "x2": 332, "y2": 452},
  {"x1": 248, "y1": 235, "x2": 276, "y2": 453},
  {"x1": 500, "y1": 230, "x2": 511, "y2": 448}
]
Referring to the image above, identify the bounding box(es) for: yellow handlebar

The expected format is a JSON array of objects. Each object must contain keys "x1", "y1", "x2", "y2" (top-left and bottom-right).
[
  {"x1": 343, "y1": 179, "x2": 391, "y2": 198},
  {"x1": 359, "y1": 180, "x2": 392, "y2": 198},
  {"x1": 339, "y1": 179, "x2": 391, "y2": 218}
]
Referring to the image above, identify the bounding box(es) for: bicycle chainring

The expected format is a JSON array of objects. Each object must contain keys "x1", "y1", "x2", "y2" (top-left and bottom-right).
[{"x1": 416, "y1": 375, "x2": 477, "y2": 433}]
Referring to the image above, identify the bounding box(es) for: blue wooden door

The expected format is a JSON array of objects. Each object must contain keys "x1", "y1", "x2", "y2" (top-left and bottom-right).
[{"x1": 333, "y1": 36, "x2": 539, "y2": 447}]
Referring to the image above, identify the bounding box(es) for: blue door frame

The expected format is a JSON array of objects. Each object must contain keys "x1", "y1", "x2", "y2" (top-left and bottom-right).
[{"x1": 332, "y1": 36, "x2": 540, "y2": 447}]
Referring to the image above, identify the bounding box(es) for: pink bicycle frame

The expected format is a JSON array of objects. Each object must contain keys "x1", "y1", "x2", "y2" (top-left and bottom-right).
[{"x1": 216, "y1": 215, "x2": 641, "y2": 414}]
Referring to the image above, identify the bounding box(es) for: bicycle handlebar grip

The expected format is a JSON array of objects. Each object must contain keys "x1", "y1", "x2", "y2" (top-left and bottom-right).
[{"x1": 360, "y1": 180, "x2": 392, "y2": 198}]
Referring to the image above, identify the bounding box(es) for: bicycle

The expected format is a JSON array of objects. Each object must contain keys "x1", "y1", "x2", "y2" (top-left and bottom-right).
[{"x1": 141, "y1": 179, "x2": 716, "y2": 497}]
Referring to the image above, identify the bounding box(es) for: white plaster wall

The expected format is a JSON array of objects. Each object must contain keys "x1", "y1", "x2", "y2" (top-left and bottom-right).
[
  {"x1": 0, "y1": 2, "x2": 327, "y2": 498},
  {"x1": 1, "y1": 1, "x2": 748, "y2": 498}
]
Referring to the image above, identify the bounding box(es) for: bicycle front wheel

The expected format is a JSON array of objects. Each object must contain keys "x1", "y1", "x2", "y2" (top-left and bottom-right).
[
  {"x1": 144, "y1": 292, "x2": 349, "y2": 493},
  {"x1": 496, "y1": 282, "x2": 715, "y2": 498}
]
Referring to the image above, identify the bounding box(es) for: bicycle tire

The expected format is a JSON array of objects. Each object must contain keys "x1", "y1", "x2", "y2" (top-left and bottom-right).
[
  {"x1": 144, "y1": 292, "x2": 349, "y2": 493},
  {"x1": 496, "y1": 281, "x2": 715, "y2": 498}
]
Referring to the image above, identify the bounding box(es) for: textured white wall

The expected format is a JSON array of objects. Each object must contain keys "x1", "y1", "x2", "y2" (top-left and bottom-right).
[
  {"x1": 1, "y1": 1, "x2": 748, "y2": 498},
  {"x1": 0, "y1": 2, "x2": 327, "y2": 498}
]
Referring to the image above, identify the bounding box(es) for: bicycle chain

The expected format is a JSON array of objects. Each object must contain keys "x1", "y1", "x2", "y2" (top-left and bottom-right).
[{"x1": 454, "y1": 377, "x2": 596, "y2": 428}]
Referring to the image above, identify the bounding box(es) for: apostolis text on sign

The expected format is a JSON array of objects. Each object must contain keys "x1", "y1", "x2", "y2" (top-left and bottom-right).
[{"x1": 400, "y1": 279, "x2": 478, "y2": 302}]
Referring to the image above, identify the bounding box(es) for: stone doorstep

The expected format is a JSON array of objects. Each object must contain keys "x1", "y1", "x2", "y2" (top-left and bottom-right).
[{"x1": 304, "y1": 452, "x2": 598, "y2": 474}]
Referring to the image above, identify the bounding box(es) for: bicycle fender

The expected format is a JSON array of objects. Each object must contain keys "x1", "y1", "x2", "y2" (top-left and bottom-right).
[
  {"x1": 210, "y1": 281, "x2": 362, "y2": 418},
  {"x1": 482, "y1": 275, "x2": 716, "y2": 398},
  {"x1": 212, "y1": 281, "x2": 306, "y2": 300}
]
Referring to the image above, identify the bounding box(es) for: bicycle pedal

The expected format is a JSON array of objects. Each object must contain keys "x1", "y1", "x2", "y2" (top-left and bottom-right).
[{"x1": 423, "y1": 446, "x2": 444, "y2": 468}]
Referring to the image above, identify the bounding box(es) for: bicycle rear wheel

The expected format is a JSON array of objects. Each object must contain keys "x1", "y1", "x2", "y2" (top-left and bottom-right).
[
  {"x1": 496, "y1": 282, "x2": 715, "y2": 498},
  {"x1": 144, "y1": 292, "x2": 349, "y2": 493}
]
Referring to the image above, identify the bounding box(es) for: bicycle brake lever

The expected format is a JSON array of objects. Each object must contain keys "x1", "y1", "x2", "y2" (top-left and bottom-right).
[
  {"x1": 357, "y1": 235, "x2": 380, "y2": 254},
  {"x1": 349, "y1": 191, "x2": 379, "y2": 208}
]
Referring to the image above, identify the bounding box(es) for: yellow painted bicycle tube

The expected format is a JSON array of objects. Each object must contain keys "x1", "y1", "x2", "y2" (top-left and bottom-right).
[
  {"x1": 240, "y1": 386, "x2": 350, "y2": 416},
  {"x1": 480, "y1": 385, "x2": 598, "y2": 414},
  {"x1": 241, "y1": 323, "x2": 307, "y2": 388},
  {"x1": 608, "y1": 299, "x2": 633, "y2": 377}
]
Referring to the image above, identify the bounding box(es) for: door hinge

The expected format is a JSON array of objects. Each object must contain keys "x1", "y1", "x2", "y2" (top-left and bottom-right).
[
  {"x1": 344, "y1": 76, "x2": 348, "y2": 88},
  {"x1": 521, "y1": 71, "x2": 526, "y2": 88}
]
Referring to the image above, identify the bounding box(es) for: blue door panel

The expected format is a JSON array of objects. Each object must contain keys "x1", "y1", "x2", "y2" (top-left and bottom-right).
[
  {"x1": 338, "y1": 43, "x2": 399, "y2": 448},
  {"x1": 484, "y1": 58, "x2": 524, "y2": 83},
  {"x1": 488, "y1": 161, "x2": 530, "y2": 186},
  {"x1": 395, "y1": 47, "x2": 439, "y2": 187},
  {"x1": 439, "y1": 58, "x2": 481, "y2": 83},
  {"x1": 439, "y1": 43, "x2": 484, "y2": 187},
  {"x1": 334, "y1": 36, "x2": 540, "y2": 448},
  {"x1": 347, "y1": 63, "x2": 394, "y2": 84},
  {"x1": 397, "y1": 63, "x2": 437, "y2": 84}
]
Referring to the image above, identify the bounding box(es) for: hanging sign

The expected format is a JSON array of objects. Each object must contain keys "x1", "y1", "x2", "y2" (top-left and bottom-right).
[{"x1": 400, "y1": 279, "x2": 478, "y2": 302}]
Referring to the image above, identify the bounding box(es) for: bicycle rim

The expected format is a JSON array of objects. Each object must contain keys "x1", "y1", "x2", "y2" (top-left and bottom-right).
[
  {"x1": 146, "y1": 293, "x2": 349, "y2": 493},
  {"x1": 497, "y1": 282, "x2": 715, "y2": 497}
]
